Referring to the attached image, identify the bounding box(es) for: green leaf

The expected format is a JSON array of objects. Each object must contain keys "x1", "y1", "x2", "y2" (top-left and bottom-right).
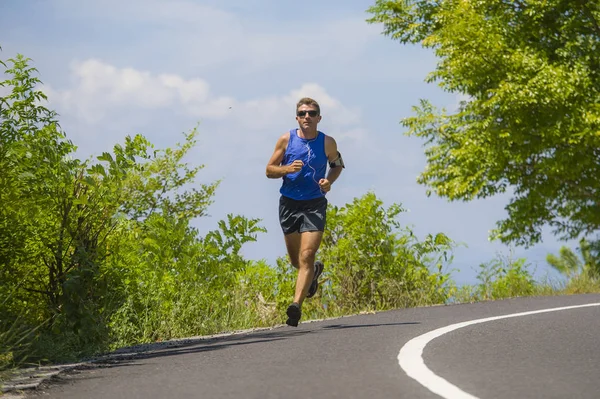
[{"x1": 367, "y1": 0, "x2": 600, "y2": 247}]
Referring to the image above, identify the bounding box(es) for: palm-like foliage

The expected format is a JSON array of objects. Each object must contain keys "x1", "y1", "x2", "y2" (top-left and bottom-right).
[{"x1": 546, "y1": 239, "x2": 600, "y2": 279}]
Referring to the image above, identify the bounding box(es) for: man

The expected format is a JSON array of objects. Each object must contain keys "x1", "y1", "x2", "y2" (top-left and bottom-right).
[{"x1": 265, "y1": 97, "x2": 345, "y2": 327}]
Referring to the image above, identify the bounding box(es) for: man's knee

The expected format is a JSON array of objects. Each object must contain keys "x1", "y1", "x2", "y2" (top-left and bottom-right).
[{"x1": 299, "y1": 248, "x2": 316, "y2": 267}]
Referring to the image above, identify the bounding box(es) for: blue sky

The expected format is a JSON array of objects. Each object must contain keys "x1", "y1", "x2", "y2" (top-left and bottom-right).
[{"x1": 1, "y1": 0, "x2": 572, "y2": 285}]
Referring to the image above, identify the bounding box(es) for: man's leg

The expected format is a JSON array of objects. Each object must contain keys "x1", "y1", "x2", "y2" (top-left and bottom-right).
[
  {"x1": 283, "y1": 232, "x2": 301, "y2": 269},
  {"x1": 286, "y1": 230, "x2": 323, "y2": 326},
  {"x1": 293, "y1": 230, "x2": 323, "y2": 306},
  {"x1": 282, "y1": 196, "x2": 326, "y2": 326}
]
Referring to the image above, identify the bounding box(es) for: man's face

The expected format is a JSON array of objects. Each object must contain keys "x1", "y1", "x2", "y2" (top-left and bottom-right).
[{"x1": 296, "y1": 104, "x2": 321, "y2": 130}]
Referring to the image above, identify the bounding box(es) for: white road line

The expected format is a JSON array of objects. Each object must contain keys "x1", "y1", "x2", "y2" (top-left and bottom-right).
[{"x1": 398, "y1": 302, "x2": 600, "y2": 399}]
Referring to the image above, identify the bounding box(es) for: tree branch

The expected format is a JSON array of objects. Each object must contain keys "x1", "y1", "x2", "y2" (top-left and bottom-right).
[{"x1": 22, "y1": 286, "x2": 52, "y2": 297}]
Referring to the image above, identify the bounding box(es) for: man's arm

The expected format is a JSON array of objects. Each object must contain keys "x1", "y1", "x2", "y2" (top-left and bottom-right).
[
  {"x1": 266, "y1": 133, "x2": 298, "y2": 178},
  {"x1": 324, "y1": 136, "x2": 344, "y2": 184}
]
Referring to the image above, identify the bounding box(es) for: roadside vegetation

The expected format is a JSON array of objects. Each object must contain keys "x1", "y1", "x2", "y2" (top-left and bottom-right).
[
  {"x1": 364, "y1": 0, "x2": 600, "y2": 305},
  {"x1": 3, "y1": 0, "x2": 600, "y2": 372}
]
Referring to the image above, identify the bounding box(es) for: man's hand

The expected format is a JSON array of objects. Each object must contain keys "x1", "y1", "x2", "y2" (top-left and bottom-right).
[
  {"x1": 286, "y1": 160, "x2": 304, "y2": 174},
  {"x1": 318, "y1": 178, "x2": 331, "y2": 193}
]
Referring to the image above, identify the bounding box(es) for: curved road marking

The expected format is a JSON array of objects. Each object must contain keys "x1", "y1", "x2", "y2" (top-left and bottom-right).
[{"x1": 398, "y1": 302, "x2": 600, "y2": 399}]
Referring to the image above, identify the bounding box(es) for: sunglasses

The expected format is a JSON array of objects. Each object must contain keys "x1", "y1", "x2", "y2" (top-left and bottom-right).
[{"x1": 297, "y1": 110, "x2": 319, "y2": 117}]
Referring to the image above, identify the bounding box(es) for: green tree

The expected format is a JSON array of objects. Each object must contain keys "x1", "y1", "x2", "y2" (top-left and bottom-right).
[
  {"x1": 367, "y1": 1, "x2": 600, "y2": 247},
  {"x1": 0, "y1": 53, "x2": 268, "y2": 363},
  {"x1": 546, "y1": 238, "x2": 600, "y2": 279},
  {"x1": 0, "y1": 54, "x2": 76, "y2": 323}
]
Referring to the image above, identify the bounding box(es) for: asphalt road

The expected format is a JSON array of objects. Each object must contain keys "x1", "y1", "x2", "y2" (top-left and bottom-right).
[{"x1": 26, "y1": 293, "x2": 600, "y2": 399}]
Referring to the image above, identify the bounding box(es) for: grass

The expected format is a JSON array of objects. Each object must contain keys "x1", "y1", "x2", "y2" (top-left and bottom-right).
[
  {"x1": 449, "y1": 258, "x2": 600, "y2": 304},
  {"x1": 0, "y1": 316, "x2": 40, "y2": 374}
]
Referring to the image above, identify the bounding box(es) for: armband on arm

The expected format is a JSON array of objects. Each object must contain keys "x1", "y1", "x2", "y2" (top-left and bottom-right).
[{"x1": 329, "y1": 151, "x2": 345, "y2": 168}]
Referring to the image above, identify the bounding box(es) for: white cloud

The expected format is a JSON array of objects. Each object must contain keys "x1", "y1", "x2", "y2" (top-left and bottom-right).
[
  {"x1": 46, "y1": 59, "x2": 366, "y2": 134},
  {"x1": 45, "y1": 59, "x2": 235, "y2": 124}
]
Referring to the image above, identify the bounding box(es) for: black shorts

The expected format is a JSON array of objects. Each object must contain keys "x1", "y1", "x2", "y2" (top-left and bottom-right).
[{"x1": 279, "y1": 195, "x2": 327, "y2": 235}]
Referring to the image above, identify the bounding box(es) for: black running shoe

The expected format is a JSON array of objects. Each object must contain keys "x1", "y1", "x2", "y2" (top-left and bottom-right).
[
  {"x1": 306, "y1": 261, "x2": 324, "y2": 298},
  {"x1": 286, "y1": 302, "x2": 301, "y2": 327}
]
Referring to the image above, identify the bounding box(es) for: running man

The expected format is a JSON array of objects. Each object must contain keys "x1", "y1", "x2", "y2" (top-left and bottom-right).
[{"x1": 265, "y1": 97, "x2": 345, "y2": 326}]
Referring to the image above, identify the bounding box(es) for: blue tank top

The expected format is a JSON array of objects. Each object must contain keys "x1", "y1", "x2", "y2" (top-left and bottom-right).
[{"x1": 280, "y1": 129, "x2": 327, "y2": 200}]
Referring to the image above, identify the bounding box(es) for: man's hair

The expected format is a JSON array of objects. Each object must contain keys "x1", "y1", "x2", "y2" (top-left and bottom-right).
[{"x1": 296, "y1": 97, "x2": 320, "y2": 115}]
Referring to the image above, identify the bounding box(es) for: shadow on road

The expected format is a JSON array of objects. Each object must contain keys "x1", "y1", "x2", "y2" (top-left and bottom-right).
[
  {"x1": 40, "y1": 319, "x2": 421, "y2": 388},
  {"x1": 320, "y1": 322, "x2": 420, "y2": 330},
  {"x1": 89, "y1": 328, "x2": 311, "y2": 366},
  {"x1": 91, "y1": 321, "x2": 421, "y2": 366}
]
